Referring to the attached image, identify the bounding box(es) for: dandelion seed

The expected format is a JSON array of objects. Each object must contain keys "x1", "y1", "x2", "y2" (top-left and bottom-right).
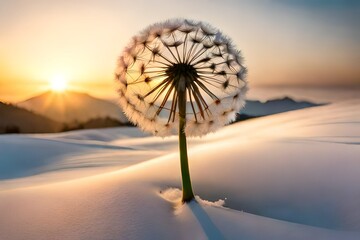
[{"x1": 115, "y1": 19, "x2": 248, "y2": 202}]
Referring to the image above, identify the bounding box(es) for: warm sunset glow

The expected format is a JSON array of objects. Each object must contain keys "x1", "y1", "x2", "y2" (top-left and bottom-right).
[
  {"x1": 0, "y1": 0, "x2": 359, "y2": 103},
  {"x1": 50, "y1": 75, "x2": 68, "y2": 92}
]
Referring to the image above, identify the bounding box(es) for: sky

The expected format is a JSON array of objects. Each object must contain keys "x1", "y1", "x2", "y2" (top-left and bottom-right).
[{"x1": 0, "y1": 0, "x2": 359, "y2": 102}]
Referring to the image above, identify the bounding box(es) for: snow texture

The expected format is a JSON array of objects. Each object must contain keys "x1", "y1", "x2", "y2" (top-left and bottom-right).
[{"x1": 0, "y1": 99, "x2": 359, "y2": 240}]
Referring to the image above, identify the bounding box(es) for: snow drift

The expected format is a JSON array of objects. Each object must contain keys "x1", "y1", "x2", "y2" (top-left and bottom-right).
[{"x1": 0, "y1": 99, "x2": 359, "y2": 240}]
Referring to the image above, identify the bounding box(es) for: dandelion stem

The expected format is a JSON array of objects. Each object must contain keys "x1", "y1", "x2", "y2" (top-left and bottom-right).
[{"x1": 178, "y1": 88, "x2": 195, "y2": 202}]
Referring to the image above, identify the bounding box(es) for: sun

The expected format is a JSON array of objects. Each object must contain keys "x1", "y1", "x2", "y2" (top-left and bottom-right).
[{"x1": 50, "y1": 75, "x2": 68, "y2": 92}]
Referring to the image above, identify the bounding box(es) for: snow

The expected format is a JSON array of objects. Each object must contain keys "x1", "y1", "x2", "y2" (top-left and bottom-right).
[{"x1": 0, "y1": 99, "x2": 359, "y2": 239}]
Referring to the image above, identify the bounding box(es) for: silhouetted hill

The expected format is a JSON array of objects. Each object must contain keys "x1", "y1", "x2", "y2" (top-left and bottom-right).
[
  {"x1": 2, "y1": 94, "x2": 321, "y2": 134},
  {"x1": 0, "y1": 101, "x2": 62, "y2": 133},
  {"x1": 240, "y1": 97, "x2": 322, "y2": 117},
  {"x1": 61, "y1": 117, "x2": 134, "y2": 132},
  {"x1": 18, "y1": 91, "x2": 127, "y2": 124}
]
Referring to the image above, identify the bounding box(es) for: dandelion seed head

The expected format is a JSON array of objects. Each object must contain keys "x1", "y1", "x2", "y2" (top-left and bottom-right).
[{"x1": 116, "y1": 19, "x2": 248, "y2": 137}]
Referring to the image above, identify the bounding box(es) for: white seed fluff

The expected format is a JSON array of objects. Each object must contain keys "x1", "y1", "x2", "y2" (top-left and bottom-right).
[{"x1": 115, "y1": 19, "x2": 248, "y2": 137}]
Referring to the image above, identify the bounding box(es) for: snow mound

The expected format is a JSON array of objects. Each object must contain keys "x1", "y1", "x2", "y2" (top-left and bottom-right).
[
  {"x1": 0, "y1": 100, "x2": 359, "y2": 239},
  {"x1": 160, "y1": 187, "x2": 225, "y2": 207}
]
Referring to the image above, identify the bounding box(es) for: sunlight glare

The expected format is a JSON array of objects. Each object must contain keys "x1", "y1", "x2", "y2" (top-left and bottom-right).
[{"x1": 50, "y1": 75, "x2": 68, "y2": 92}]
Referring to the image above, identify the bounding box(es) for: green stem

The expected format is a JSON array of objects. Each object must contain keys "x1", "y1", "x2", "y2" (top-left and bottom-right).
[{"x1": 178, "y1": 88, "x2": 195, "y2": 202}]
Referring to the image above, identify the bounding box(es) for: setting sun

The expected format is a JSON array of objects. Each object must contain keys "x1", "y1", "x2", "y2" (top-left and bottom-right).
[{"x1": 50, "y1": 75, "x2": 68, "y2": 92}]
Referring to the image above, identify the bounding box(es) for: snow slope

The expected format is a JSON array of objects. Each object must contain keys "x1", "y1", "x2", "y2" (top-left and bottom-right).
[{"x1": 0, "y1": 100, "x2": 359, "y2": 240}]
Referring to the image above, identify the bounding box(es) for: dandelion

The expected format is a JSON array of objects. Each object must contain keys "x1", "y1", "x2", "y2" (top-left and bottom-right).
[{"x1": 115, "y1": 19, "x2": 248, "y2": 202}]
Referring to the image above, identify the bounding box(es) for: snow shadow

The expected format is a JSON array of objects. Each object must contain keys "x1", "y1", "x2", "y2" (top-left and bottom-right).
[{"x1": 188, "y1": 201, "x2": 226, "y2": 240}]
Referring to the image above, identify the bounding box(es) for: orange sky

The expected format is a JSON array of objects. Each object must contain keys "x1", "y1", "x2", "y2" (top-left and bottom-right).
[{"x1": 0, "y1": 0, "x2": 359, "y2": 102}]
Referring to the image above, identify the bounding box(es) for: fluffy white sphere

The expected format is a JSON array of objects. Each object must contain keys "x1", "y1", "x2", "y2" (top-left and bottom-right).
[{"x1": 116, "y1": 19, "x2": 248, "y2": 137}]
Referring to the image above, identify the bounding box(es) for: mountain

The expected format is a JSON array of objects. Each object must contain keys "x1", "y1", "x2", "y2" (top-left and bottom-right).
[
  {"x1": 61, "y1": 116, "x2": 134, "y2": 132},
  {"x1": 240, "y1": 97, "x2": 322, "y2": 117},
  {"x1": 18, "y1": 91, "x2": 127, "y2": 124},
  {"x1": 14, "y1": 91, "x2": 319, "y2": 132},
  {"x1": 0, "y1": 101, "x2": 62, "y2": 133}
]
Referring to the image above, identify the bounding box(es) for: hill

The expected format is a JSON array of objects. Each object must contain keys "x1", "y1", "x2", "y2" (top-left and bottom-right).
[
  {"x1": 241, "y1": 97, "x2": 321, "y2": 117},
  {"x1": 61, "y1": 116, "x2": 134, "y2": 132},
  {"x1": 18, "y1": 90, "x2": 127, "y2": 124},
  {"x1": 0, "y1": 101, "x2": 62, "y2": 133}
]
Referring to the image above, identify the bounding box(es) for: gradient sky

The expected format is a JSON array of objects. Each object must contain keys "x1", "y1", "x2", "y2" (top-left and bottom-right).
[{"x1": 0, "y1": 0, "x2": 359, "y2": 102}]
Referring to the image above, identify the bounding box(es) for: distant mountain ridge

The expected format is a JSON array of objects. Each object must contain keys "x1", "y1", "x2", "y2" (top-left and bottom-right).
[
  {"x1": 18, "y1": 91, "x2": 127, "y2": 124},
  {"x1": 1, "y1": 93, "x2": 322, "y2": 134},
  {"x1": 0, "y1": 101, "x2": 62, "y2": 133},
  {"x1": 240, "y1": 97, "x2": 322, "y2": 117}
]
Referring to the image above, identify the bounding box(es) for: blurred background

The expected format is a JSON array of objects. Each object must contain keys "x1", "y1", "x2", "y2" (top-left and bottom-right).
[{"x1": 0, "y1": 0, "x2": 359, "y2": 103}]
